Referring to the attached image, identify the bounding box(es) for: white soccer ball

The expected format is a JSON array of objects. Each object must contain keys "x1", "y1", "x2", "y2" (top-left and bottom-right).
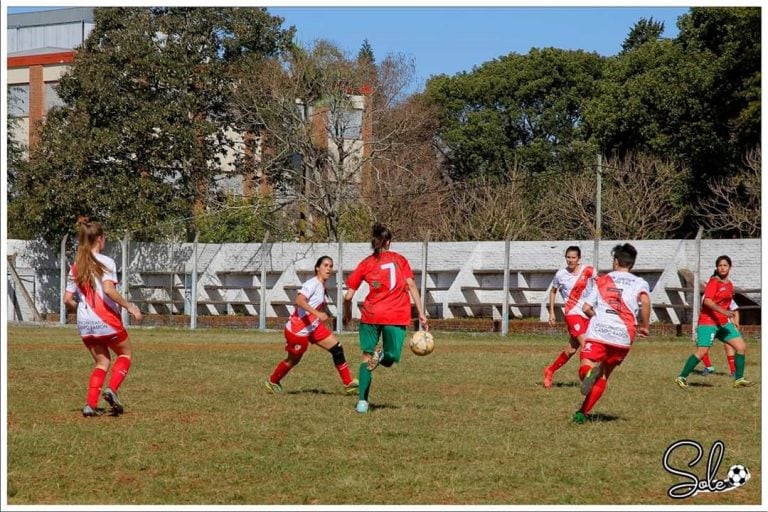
[
  {"x1": 409, "y1": 330, "x2": 435, "y2": 356},
  {"x1": 727, "y1": 464, "x2": 750, "y2": 487}
]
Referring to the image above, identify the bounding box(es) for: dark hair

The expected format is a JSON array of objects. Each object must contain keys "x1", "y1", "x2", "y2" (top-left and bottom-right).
[
  {"x1": 611, "y1": 243, "x2": 637, "y2": 269},
  {"x1": 713, "y1": 255, "x2": 732, "y2": 277},
  {"x1": 371, "y1": 223, "x2": 392, "y2": 257},
  {"x1": 565, "y1": 246, "x2": 581, "y2": 257},
  {"x1": 314, "y1": 255, "x2": 333, "y2": 274}
]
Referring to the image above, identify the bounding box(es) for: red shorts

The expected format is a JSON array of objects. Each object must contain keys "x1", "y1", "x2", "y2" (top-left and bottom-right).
[
  {"x1": 564, "y1": 314, "x2": 589, "y2": 339},
  {"x1": 81, "y1": 329, "x2": 128, "y2": 347},
  {"x1": 580, "y1": 339, "x2": 630, "y2": 367},
  {"x1": 284, "y1": 322, "x2": 332, "y2": 357}
]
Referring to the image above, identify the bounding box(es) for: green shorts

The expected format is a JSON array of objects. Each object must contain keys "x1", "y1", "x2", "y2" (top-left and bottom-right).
[
  {"x1": 696, "y1": 323, "x2": 742, "y2": 347},
  {"x1": 359, "y1": 323, "x2": 406, "y2": 363}
]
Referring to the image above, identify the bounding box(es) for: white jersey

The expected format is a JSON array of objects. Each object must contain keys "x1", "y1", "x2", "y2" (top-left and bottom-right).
[
  {"x1": 65, "y1": 252, "x2": 125, "y2": 340},
  {"x1": 551, "y1": 265, "x2": 594, "y2": 318},
  {"x1": 583, "y1": 270, "x2": 650, "y2": 348},
  {"x1": 285, "y1": 276, "x2": 327, "y2": 336}
]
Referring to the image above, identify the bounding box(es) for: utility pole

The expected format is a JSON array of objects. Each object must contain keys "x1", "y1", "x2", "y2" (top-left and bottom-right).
[{"x1": 593, "y1": 154, "x2": 602, "y2": 271}]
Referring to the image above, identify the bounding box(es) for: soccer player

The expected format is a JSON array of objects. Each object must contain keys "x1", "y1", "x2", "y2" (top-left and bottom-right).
[
  {"x1": 342, "y1": 223, "x2": 428, "y2": 414},
  {"x1": 265, "y1": 256, "x2": 358, "y2": 394},
  {"x1": 675, "y1": 255, "x2": 754, "y2": 388},
  {"x1": 63, "y1": 219, "x2": 143, "y2": 417},
  {"x1": 572, "y1": 243, "x2": 650, "y2": 424},
  {"x1": 543, "y1": 246, "x2": 594, "y2": 388}
]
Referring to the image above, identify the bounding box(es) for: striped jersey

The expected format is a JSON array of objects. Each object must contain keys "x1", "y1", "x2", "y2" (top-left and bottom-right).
[
  {"x1": 65, "y1": 253, "x2": 125, "y2": 340},
  {"x1": 551, "y1": 264, "x2": 594, "y2": 318},
  {"x1": 583, "y1": 270, "x2": 650, "y2": 347},
  {"x1": 285, "y1": 276, "x2": 327, "y2": 336}
]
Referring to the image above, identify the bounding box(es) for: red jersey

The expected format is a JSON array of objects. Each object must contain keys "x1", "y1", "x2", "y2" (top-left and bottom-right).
[
  {"x1": 346, "y1": 251, "x2": 414, "y2": 326},
  {"x1": 698, "y1": 276, "x2": 736, "y2": 327}
]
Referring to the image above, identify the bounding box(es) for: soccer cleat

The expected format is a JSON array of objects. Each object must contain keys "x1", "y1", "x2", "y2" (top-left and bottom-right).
[
  {"x1": 733, "y1": 378, "x2": 755, "y2": 388},
  {"x1": 572, "y1": 411, "x2": 586, "y2": 424},
  {"x1": 264, "y1": 380, "x2": 283, "y2": 394},
  {"x1": 103, "y1": 388, "x2": 124, "y2": 415},
  {"x1": 367, "y1": 348, "x2": 384, "y2": 371},
  {"x1": 355, "y1": 400, "x2": 369, "y2": 414},
  {"x1": 674, "y1": 376, "x2": 689, "y2": 389},
  {"x1": 344, "y1": 378, "x2": 359, "y2": 395},
  {"x1": 543, "y1": 367, "x2": 554, "y2": 389},
  {"x1": 701, "y1": 366, "x2": 716, "y2": 376},
  {"x1": 82, "y1": 405, "x2": 103, "y2": 417},
  {"x1": 580, "y1": 363, "x2": 604, "y2": 396}
]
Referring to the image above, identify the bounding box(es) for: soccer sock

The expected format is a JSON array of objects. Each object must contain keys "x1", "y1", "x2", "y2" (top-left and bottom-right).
[
  {"x1": 87, "y1": 367, "x2": 107, "y2": 408},
  {"x1": 108, "y1": 355, "x2": 132, "y2": 392},
  {"x1": 700, "y1": 353, "x2": 713, "y2": 369},
  {"x1": 269, "y1": 360, "x2": 293, "y2": 384},
  {"x1": 578, "y1": 364, "x2": 591, "y2": 381},
  {"x1": 580, "y1": 378, "x2": 607, "y2": 415},
  {"x1": 329, "y1": 344, "x2": 353, "y2": 385},
  {"x1": 549, "y1": 351, "x2": 572, "y2": 373},
  {"x1": 727, "y1": 355, "x2": 736, "y2": 375},
  {"x1": 358, "y1": 363, "x2": 372, "y2": 401},
  {"x1": 680, "y1": 355, "x2": 700, "y2": 378},
  {"x1": 734, "y1": 353, "x2": 746, "y2": 380}
]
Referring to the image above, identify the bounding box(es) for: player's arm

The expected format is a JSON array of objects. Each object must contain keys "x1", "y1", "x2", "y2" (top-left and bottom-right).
[
  {"x1": 638, "y1": 292, "x2": 651, "y2": 337},
  {"x1": 406, "y1": 277, "x2": 428, "y2": 329},
  {"x1": 342, "y1": 288, "x2": 356, "y2": 325},
  {"x1": 63, "y1": 290, "x2": 78, "y2": 312},
  {"x1": 702, "y1": 297, "x2": 735, "y2": 319},
  {"x1": 295, "y1": 293, "x2": 328, "y2": 322},
  {"x1": 547, "y1": 286, "x2": 558, "y2": 325},
  {"x1": 102, "y1": 280, "x2": 143, "y2": 321}
]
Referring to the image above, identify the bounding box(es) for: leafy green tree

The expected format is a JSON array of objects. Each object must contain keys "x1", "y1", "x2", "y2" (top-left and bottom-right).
[
  {"x1": 195, "y1": 194, "x2": 292, "y2": 243},
  {"x1": 357, "y1": 38, "x2": 375, "y2": 64},
  {"x1": 621, "y1": 17, "x2": 665, "y2": 53},
  {"x1": 425, "y1": 48, "x2": 604, "y2": 182},
  {"x1": 8, "y1": 7, "x2": 294, "y2": 244}
]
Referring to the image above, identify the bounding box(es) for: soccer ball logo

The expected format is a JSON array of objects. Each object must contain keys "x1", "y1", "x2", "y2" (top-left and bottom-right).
[
  {"x1": 409, "y1": 331, "x2": 435, "y2": 356},
  {"x1": 727, "y1": 464, "x2": 750, "y2": 487}
]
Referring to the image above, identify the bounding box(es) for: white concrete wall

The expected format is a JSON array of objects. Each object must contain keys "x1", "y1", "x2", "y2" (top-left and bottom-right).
[{"x1": 6, "y1": 238, "x2": 761, "y2": 323}]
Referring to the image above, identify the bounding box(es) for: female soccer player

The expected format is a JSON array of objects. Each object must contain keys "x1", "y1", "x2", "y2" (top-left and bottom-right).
[
  {"x1": 543, "y1": 246, "x2": 594, "y2": 388},
  {"x1": 342, "y1": 223, "x2": 428, "y2": 414},
  {"x1": 675, "y1": 255, "x2": 754, "y2": 388},
  {"x1": 63, "y1": 219, "x2": 143, "y2": 417},
  {"x1": 265, "y1": 256, "x2": 358, "y2": 394}
]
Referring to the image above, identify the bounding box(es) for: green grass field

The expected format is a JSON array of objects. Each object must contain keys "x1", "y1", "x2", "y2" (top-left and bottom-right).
[{"x1": 5, "y1": 324, "x2": 762, "y2": 506}]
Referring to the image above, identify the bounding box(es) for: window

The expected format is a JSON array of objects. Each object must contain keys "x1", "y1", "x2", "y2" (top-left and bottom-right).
[
  {"x1": 328, "y1": 108, "x2": 363, "y2": 140},
  {"x1": 8, "y1": 85, "x2": 29, "y2": 117},
  {"x1": 45, "y1": 82, "x2": 65, "y2": 111}
]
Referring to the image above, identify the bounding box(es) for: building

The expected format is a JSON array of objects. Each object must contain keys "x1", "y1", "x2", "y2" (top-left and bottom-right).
[{"x1": 7, "y1": 7, "x2": 95, "y2": 148}]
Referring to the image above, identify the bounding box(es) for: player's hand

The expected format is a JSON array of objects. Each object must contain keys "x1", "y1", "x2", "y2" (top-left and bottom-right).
[
  {"x1": 638, "y1": 326, "x2": 649, "y2": 338},
  {"x1": 723, "y1": 310, "x2": 735, "y2": 319},
  {"x1": 316, "y1": 311, "x2": 329, "y2": 322},
  {"x1": 548, "y1": 313, "x2": 556, "y2": 326}
]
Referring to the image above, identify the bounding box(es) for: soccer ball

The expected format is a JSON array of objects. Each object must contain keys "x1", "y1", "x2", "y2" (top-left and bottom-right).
[
  {"x1": 727, "y1": 464, "x2": 750, "y2": 487},
  {"x1": 409, "y1": 330, "x2": 435, "y2": 356}
]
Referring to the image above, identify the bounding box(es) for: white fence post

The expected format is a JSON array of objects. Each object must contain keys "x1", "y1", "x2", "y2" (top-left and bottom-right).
[
  {"x1": 121, "y1": 232, "x2": 130, "y2": 326},
  {"x1": 259, "y1": 231, "x2": 269, "y2": 330},
  {"x1": 502, "y1": 237, "x2": 510, "y2": 335},
  {"x1": 59, "y1": 235, "x2": 68, "y2": 325},
  {"x1": 190, "y1": 231, "x2": 199, "y2": 330}
]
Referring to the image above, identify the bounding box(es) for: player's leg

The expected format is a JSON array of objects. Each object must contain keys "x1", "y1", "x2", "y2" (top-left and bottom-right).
[
  {"x1": 544, "y1": 335, "x2": 581, "y2": 388},
  {"x1": 379, "y1": 325, "x2": 406, "y2": 368},
  {"x1": 356, "y1": 323, "x2": 381, "y2": 412},
  {"x1": 103, "y1": 332, "x2": 131, "y2": 415},
  {"x1": 676, "y1": 326, "x2": 715, "y2": 387},
  {"x1": 723, "y1": 326, "x2": 753, "y2": 387},
  {"x1": 724, "y1": 342, "x2": 736, "y2": 376},
  {"x1": 83, "y1": 340, "x2": 111, "y2": 417},
  {"x1": 315, "y1": 329, "x2": 357, "y2": 391},
  {"x1": 266, "y1": 329, "x2": 306, "y2": 393}
]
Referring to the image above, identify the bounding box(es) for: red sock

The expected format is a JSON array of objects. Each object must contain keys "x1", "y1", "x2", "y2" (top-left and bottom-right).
[
  {"x1": 87, "y1": 368, "x2": 107, "y2": 408},
  {"x1": 701, "y1": 353, "x2": 713, "y2": 368},
  {"x1": 269, "y1": 360, "x2": 293, "y2": 384},
  {"x1": 580, "y1": 377, "x2": 607, "y2": 415},
  {"x1": 335, "y1": 362, "x2": 353, "y2": 385},
  {"x1": 108, "y1": 356, "x2": 132, "y2": 392},
  {"x1": 578, "y1": 364, "x2": 591, "y2": 381},
  {"x1": 727, "y1": 355, "x2": 736, "y2": 374},
  {"x1": 549, "y1": 352, "x2": 572, "y2": 373}
]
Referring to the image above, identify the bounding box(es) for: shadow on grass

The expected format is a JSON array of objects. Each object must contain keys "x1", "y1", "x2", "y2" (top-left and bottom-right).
[
  {"x1": 369, "y1": 403, "x2": 400, "y2": 411},
  {"x1": 288, "y1": 388, "x2": 335, "y2": 395},
  {"x1": 688, "y1": 382, "x2": 716, "y2": 388},
  {"x1": 587, "y1": 412, "x2": 620, "y2": 423},
  {"x1": 552, "y1": 381, "x2": 579, "y2": 389}
]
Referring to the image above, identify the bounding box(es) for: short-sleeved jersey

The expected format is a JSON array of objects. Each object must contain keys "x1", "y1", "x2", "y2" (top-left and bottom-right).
[
  {"x1": 698, "y1": 277, "x2": 738, "y2": 327},
  {"x1": 286, "y1": 276, "x2": 327, "y2": 336},
  {"x1": 551, "y1": 265, "x2": 594, "y2": 318},
  {"x1": 346, "y1": 251, "x2": 414, "y2": 326},
  {"x1": 583, "y1": 270, "x2": 650, "y2": 348},
  {"x1": 65, "y1": 253, "x2": 125, "y2": 339}
]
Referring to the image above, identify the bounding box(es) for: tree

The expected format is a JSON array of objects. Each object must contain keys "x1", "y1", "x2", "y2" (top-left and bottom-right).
[
  {"x1": 231, "y1": 40, "x2": 423, "y2": 242},
  {"x1": 621, "y1": 17, "x2": 665, "y2": 53},
  {"x1": 357, "y1": 38, "x2": 375, "y2": 64},
  {"x1": 8, "y1": 7, "x2": 294, "y2": 244},
  {"x1": 699, "y1": 148, "x2": 760, "y2": 238}
]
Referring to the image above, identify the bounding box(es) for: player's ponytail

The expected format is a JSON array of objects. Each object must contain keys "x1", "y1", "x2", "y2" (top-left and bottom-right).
[{"x1": 74, "y1": 218, "x2": 108, "y2": 288}]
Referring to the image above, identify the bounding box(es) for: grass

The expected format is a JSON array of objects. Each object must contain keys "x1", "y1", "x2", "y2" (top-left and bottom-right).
[{"x1": 5, "y1": 324, "x2": 762, "y2": 506}]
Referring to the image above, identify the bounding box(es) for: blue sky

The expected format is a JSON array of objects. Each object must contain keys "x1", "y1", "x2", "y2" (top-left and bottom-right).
[{"x1": 8, "y1": 5, "x2": 690, "y2": 92}]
